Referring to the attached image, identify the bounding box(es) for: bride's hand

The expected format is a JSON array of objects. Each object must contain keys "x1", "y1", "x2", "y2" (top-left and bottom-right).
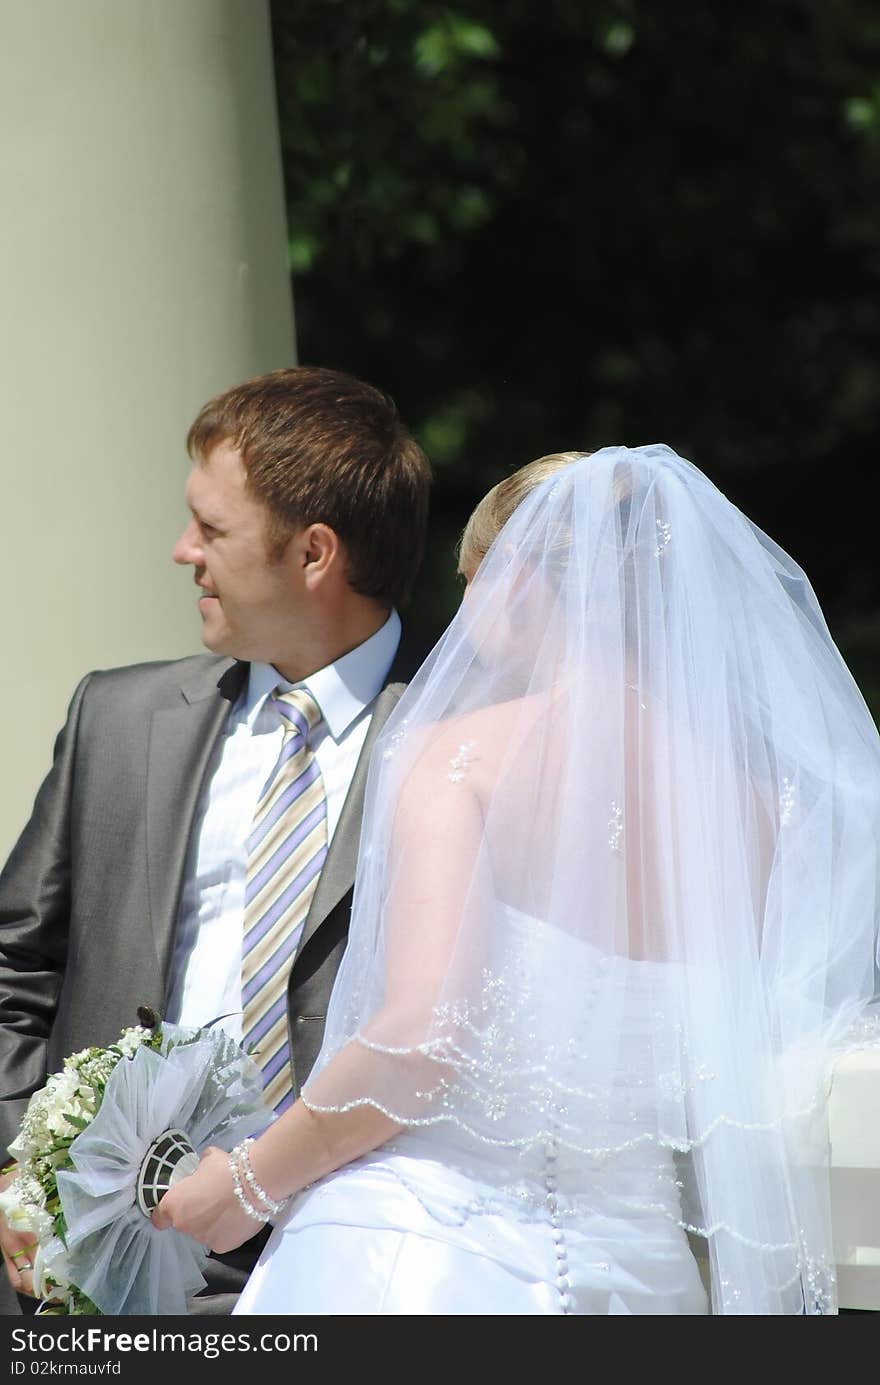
[{"x1": 151, "y1": 1146, "x2": 260, "y2": 1253}]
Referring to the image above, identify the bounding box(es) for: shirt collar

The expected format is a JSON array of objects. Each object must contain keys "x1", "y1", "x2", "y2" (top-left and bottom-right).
[{"x1": 245, "y1": 609, "x2": 401, "y2": 742}]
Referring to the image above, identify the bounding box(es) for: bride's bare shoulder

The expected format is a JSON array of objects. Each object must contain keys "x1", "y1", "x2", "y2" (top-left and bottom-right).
[{"x1": 399, "y1": 696, "x2": 538, "y2": 787}]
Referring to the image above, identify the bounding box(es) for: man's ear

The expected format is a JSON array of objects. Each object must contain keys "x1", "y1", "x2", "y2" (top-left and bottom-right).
[{"x1": 300, "y1": 523, "x2": 342, "y2": 587}]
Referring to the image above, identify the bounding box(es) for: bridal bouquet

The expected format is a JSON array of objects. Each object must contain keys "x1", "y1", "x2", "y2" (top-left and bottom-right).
[{"x1": 0, "y1": 1012, "x2": 271, "y2": 1315}]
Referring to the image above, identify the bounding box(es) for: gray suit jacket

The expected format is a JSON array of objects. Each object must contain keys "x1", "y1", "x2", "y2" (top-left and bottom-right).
[{"x1": 0, "y1": 649, "x2": 407, "y2": 1310}]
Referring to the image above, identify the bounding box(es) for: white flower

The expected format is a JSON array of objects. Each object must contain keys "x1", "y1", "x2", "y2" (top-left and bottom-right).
[
  {"x1": 44, "y1": 1098, "x2": 92, "y2": 1140},
  {"x1": 64, "y1": 1048, "x2": 95, "y2": 1071},
  {"x1": 0, "y1": 1182, "x2": 26, "y2": 1224},
  {"x1": 33, "y1": 1240, "x2": 71, "y2": 1300},
  {"x1": 75, "y1": 1084, "x2": 99, "y2": 1115},
  {"x1": 4, "y1": 1169, "x2": 43, "y2": 1209},
  {"x1": 36, "y1": 1068, "x2": 98, "y2": 1139},
  {"x1": 47, "y1": 1068, "x2": 79, "y2": 1102},
  {"x1": 76, "y1": 1054, "x2": 115, "y2": 1089},
  {"x1": 3, "y1": 1202, "x2": 42, "y2": 1237},
  {"x1": 115, "y1": 1026, "x2": 152, "y2": 1058},
  {"x1": 7, "y1": 1131, "x2": 36, "y2": 1163},
  {"x1": 0, "y1": 1177, "x2": 53, "y2": 1242},
  {"x1": 10, "y1": 1088, "x2": 53, "y2": 1160}
]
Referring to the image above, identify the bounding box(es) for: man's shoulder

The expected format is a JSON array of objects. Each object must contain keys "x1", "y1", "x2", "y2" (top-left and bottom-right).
[
  {"x1": 86, "y1": 652, "x2": 233, "y2": 684},
  {"x1": 80, "y1": 654, "x2": 244, "y2": 709}
]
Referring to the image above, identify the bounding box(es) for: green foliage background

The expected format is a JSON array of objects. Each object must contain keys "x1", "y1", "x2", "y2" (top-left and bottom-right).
[{"x1": 271, "y1": 0, "x2": 880, "y2": 709}]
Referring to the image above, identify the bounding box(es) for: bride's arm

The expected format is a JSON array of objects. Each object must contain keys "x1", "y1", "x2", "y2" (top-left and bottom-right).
[
  {"x1": 150, "y1": 1086, "x2": 401, "y2": 1252},
  {"x1": 153, "y1": 731, "x2": 487, "y2": 1251}
]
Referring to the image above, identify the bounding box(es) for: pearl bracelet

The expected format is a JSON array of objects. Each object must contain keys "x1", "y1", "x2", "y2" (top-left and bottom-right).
[
  {"x1": 227, "y1": 1150, "x2": 271, "y2": 1223},
  {"x1": 232, "y1": 1139, "x2": 287, "y2": 1217}
]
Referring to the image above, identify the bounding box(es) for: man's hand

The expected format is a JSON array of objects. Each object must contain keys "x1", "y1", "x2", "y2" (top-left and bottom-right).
[
  {"x1": 151, "y1": 1146, "x2": 260, "y2": 1254},
  {"x1": 0, "y1": 1167, "x2": 38, "y2": 1298}
]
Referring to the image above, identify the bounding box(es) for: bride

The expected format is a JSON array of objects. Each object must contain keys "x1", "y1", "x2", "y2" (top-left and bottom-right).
[{"x1": 154, "y1": 445, "x2": 880, "y2": 1315}]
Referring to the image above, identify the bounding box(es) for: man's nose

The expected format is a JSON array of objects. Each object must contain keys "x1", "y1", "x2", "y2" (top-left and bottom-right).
[{"x1": 173, "y1": 518, "x2": 202, "y2": 566}]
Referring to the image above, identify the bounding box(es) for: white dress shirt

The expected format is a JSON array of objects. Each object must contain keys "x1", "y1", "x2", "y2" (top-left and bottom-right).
[{"x1": 165, "y1": 610, "x2": 401, "y2": 1040}]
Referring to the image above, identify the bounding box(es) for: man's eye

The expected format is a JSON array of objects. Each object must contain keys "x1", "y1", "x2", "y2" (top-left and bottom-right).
[{"x1": 200, "y1": 522, "x2": 218, "y2": 538}]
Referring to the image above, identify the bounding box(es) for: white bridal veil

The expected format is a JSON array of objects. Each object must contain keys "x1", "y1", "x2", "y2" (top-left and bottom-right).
[{"x1": 304, "y1": 444, "x2": 880, "y2": 1314}]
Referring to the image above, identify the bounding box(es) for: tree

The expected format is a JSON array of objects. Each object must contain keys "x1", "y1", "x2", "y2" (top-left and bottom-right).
[{"x1": 272, "y1": 0, "x2": 880, "y2": 705}]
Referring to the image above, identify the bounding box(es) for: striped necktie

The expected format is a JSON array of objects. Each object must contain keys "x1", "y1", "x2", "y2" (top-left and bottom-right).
[{"x1": 242, "y1": 687, "x2": 328, "y2": 1114}]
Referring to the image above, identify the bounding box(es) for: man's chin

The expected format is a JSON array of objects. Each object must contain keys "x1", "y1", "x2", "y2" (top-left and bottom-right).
[
  {"x1": 200, "y1": 623, "x2": 255, "y2": 663},
  {"x1": 199, "y1": 621, "x2": 233, "y2": 656}
]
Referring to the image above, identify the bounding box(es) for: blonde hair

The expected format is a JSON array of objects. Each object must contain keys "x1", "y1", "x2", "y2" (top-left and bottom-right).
[{"x1": 458, "y1": 451, "x2": 588, "y2": 576}]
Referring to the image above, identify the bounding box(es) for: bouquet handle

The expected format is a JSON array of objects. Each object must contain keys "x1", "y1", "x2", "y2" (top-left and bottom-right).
[{"x1": 135, "y1": 1128, "x2": 199, "y2": 1215}]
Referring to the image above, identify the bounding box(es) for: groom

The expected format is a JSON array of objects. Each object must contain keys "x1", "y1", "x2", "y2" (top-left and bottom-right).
[{"x1": 0, "y1": 366, "x2": 431, "y2": 1312}]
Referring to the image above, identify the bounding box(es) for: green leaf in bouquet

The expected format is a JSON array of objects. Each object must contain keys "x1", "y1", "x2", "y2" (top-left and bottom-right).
[{"x1": 38, "y1": 1284, "x2": 101, "y2": 1316}]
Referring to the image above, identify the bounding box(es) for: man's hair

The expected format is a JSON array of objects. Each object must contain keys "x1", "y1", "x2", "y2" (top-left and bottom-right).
[{"x1": 187, "y1": 366, "x2": 432, "y2": 608}]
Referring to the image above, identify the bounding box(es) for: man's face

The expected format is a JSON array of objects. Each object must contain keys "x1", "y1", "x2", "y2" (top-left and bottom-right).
[{"x1": 173, "y1": 439, "x2": 302, "y2": 663}]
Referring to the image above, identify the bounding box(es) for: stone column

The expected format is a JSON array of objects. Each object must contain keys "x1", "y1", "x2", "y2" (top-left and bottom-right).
[{"x1": 0, "y1": 0, "x2": 295, "y2": 859}]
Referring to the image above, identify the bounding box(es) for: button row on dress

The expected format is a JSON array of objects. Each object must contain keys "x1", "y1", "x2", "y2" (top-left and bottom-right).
[{"x1": 544, "y1": 1138, "x2": 573, "y2": 1315}]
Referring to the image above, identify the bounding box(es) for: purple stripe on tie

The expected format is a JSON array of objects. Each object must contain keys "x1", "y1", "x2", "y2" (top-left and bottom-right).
[
  {"x1": 274, "y1": 1088, "x2": 294, "y2": 1116},
  {"x1": 243, "y1": 993, "x2": 288, "y2": 1052},
  {"x1": 261, "y1": 1042, "x2": 291, "y2": 1085},
  {"x1": 254, "y1": 732, "x2": 308, "y2": 803},
  {"x1": 277, "y1": 720, "x2": 307, "y2": 757},
  {"x1": 249, "y1": 760, "x2": 321, "y2": 850},
  {"x1": 242, "y1": 845, "x2": 328, "y2": 966},
  {"x1": 273, "y1": 700, "x2": 310, "y2": 741},
  {"x1": 242, "y1": 912, "x2": 312, "y2": 1008},
  {"x1": 245, "y1": 801, "x2": 326, "y2": 905},
  {"x1": 242, "y1": 924, "x2": 301, "y2": 1000}
]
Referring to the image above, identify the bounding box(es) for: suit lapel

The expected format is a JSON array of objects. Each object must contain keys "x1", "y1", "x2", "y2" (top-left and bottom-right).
[
  {"x1": 146, "y1": 659, "x2": 245, "y2": 987},
  {"x1": 295, "y1": 681, "x2": 405, "y2": 958}
]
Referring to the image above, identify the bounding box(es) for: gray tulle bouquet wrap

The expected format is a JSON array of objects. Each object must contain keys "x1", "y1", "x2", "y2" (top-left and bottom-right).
[{"x1": 0, "y1": 1013, "x2": 271, "y2": 1314}]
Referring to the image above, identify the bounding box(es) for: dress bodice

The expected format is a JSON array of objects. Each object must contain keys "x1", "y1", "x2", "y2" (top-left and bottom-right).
[{"x1": 375, "y1": 903, "x2": 691, "y2": 1232}]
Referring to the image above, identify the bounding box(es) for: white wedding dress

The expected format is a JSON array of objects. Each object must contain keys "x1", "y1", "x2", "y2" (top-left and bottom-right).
[{"x1": 235, "y1": 907, "x2": 708, "y2": 1316}]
